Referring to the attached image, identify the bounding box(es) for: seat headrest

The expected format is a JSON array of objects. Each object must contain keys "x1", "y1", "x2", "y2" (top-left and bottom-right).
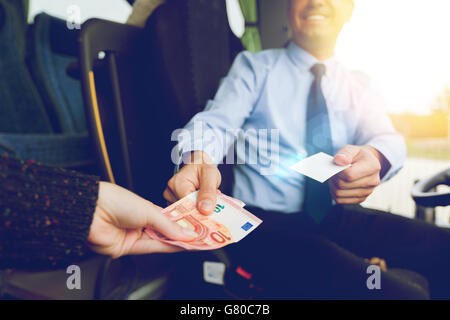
[{"x1": 144, "y1": 0, "x2": 243, "y2": 125}]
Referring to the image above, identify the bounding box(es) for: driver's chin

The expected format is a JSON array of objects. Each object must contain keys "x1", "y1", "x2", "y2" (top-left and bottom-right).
[
  {"x1": 298, "y1": 30, "x2": 333, "y2": 44},
  {"x1": 290, "y1": 19, "x2": 338, "y2": 46}
]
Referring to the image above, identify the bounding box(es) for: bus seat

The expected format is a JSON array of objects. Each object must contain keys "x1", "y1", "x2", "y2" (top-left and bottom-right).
[
  {"x1": 78, "y1": 0, "x2": 242, "y2": 202},
  {"x1": 0, "y1": 0, "x2": 52, "y2": 134},
  {"x1": 0, "y1": 1, "x2": 107, "y2": 300},
  {"x1": 27, "y1": 12, "x2": 87, "y2": 134},
  {"x1": 0, "y1": 0, "x2": 94, "y2": 169}
]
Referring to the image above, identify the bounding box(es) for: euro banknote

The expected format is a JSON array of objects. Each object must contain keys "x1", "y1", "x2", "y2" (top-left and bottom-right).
[{"x1": 144, "y1": 191, "x2": 262, "y2": 250}]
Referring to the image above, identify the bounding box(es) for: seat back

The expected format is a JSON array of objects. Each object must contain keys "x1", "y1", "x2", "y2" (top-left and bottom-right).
[
  {"x1": 258, "y1": 0, "x2": 290, "y2": 49},
  {"x1": 144, "y1": 0, "x2": 243, "y2": 197},
  {"x1": 79, "y1": 19, "x2": 153, "y2": 195},
  {"x1": 27, "y1": 13, "x2": 87, "y2": 134},
  {"x1": 0, "y1": 0, "x2": 52, "y2": 134},
  {"x1": 0, "y1": 2, "x2": 94, "y2": 169},
  {"x1": 145, "y1": 0, "x2": 242, "y2": 126},
  {"x1": 79, "y1": 0, "x2": 242, "y2": 203}
]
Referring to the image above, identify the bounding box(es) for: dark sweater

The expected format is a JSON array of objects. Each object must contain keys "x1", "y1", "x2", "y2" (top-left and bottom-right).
[{"x1": 0, "y1": 154, "x2": 99, "y2": 270}]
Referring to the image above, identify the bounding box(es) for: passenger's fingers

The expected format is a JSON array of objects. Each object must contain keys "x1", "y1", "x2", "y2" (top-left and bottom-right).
[
  {"x1": 127, "y1": 238, "x2": 185, "y2": 256},
  {"x1": 145, "y1": 206, "x2": 198, "y2": 241}
]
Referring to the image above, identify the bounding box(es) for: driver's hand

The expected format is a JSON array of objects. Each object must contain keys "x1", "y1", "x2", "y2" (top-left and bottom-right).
[{"x1": 163, "y1": 151, "x2": 221, "y2": 215}]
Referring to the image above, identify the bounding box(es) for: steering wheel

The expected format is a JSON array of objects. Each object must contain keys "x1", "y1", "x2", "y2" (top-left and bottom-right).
[{"x1": 411, "y1": 168, "x2": 450, "y2": 208}]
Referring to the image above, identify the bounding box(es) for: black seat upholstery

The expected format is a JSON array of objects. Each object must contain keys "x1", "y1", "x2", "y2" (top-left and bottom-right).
[
  {"x1": 79, "y1": 0, "x2": 242, "y2": 203},
  {"x1": 144, "y1": 0, "x2": 243, "y2": 126}
]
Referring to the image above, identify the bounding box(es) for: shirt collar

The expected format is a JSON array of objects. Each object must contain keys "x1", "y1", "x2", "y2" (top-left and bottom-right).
[{"x1": 286, "y1": 41, "x2": 336, "y2": 74}]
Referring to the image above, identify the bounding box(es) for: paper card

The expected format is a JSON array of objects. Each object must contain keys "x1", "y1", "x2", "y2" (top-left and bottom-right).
[{"x1": 290, "y1": 152, "x2": 351, "y2": 183}]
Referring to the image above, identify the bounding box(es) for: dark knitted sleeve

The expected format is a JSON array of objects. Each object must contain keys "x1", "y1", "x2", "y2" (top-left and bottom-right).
[{"x1": 0, "y1": 154, "x2": 100, "y2": 270}]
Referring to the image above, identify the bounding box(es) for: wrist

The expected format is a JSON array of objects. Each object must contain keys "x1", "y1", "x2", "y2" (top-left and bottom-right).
[
  {"x1": 95, "y1": 181, "x2": 109, "y2": 211},
  {"x1": 363, "y1": 146, "x2": 382, "y2": 163},
  {"x1": 363, "y1": 145, "x2": 390, "y2": 178}
]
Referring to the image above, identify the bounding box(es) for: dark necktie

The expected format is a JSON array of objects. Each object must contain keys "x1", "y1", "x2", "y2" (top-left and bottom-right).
[{"x1": 303, "y1": 63, "x2": 333, "y2": 223}]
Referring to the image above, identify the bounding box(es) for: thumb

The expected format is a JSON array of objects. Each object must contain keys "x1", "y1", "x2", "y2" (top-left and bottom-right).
[
  {"x1": 146, "y1": 205, "x2": 199, "y2": 241},
  {"x1": 197, "y1": 165, "x2": 220, "y2": 215},
  {"x1": 100, "y1": 182, "x2": 195, "y2": 240},
  {"x1": 334, "y1": 145, "x2": 360, "y2": 166}
]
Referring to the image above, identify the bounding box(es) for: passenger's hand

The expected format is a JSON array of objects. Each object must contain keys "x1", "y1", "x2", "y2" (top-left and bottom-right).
[
  {"x1": 88, "y1": 182, "x2": 198, "y2": 258},
  {"x1": 329, "y1": 145, "x2": 384, "y2": 204},
  {"x1": 163, "y1": 151, "x2": 221, "y2": 215}
]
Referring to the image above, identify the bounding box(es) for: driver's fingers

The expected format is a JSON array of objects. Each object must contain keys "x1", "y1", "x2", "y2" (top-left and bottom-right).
[
  {"x1": 197, "y1": 165, "x2": 221, "y2": 215},
  {"x1": 163, "y1": 187, "x2": 178, "y2": 204},
  {"x1": 330, "y1": 174, "x2": 380, "y2": 190}
]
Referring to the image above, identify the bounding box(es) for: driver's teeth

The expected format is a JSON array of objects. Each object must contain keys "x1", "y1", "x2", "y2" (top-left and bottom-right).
[{"x1": 307, "y1": 15, "x2": 325, "y2": 20}]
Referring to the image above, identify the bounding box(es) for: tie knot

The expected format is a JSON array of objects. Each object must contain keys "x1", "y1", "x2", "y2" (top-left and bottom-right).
[{"x1": 310, "y1": 63, "x2": 326, "y2": 80}]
